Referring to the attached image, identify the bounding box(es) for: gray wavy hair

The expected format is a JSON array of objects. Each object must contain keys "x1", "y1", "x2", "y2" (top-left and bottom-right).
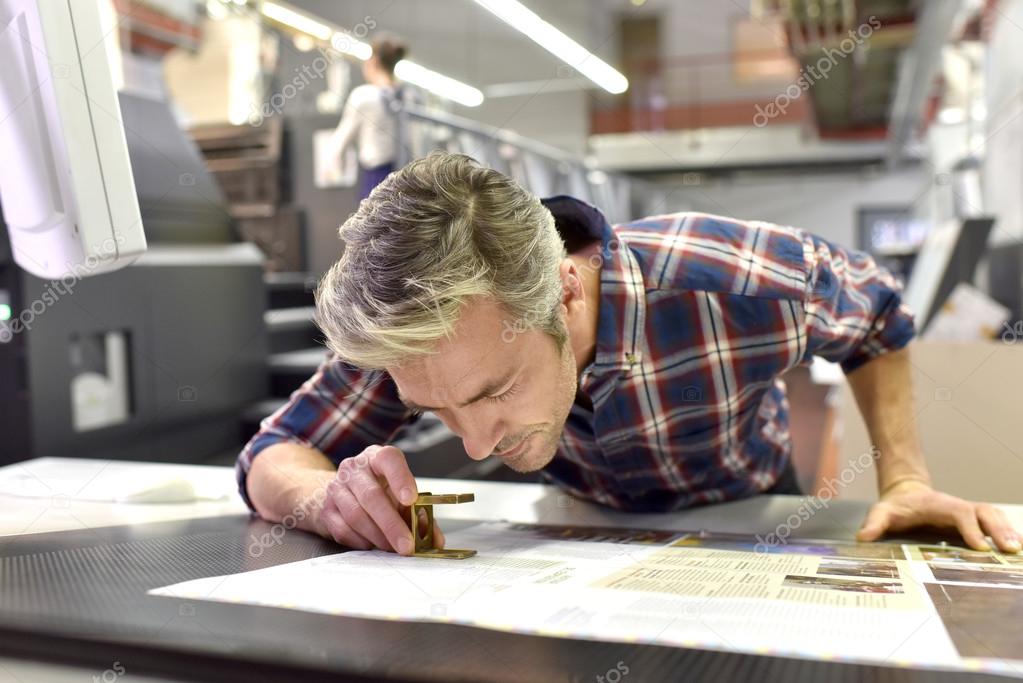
[{"x1": 315, "y1": 151, "x2": 568, "y2": 369}]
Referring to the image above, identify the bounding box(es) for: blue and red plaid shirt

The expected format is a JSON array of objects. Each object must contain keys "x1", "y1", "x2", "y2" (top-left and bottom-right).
[{"x1": 237, "y1": 196, "x2": 916, "y2": 513}]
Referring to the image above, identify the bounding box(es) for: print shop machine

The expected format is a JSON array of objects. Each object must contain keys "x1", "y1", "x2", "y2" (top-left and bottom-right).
[
  {"x1": 0, "y1": 3, "x2": 1010, "y2": 682},
  {"x1": 0, "y1": 1, "x2": 267, "y2": 465}
]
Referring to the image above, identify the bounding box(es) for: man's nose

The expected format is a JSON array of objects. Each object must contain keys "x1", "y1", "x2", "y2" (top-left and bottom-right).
[{"x1": 458, "y1": 411, "x2": 505, "y2": 461}]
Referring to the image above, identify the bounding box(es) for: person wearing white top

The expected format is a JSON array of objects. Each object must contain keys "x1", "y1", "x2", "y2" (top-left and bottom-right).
[{"x1": 329, "y1": 35, "x2": 408, "y2": 200}]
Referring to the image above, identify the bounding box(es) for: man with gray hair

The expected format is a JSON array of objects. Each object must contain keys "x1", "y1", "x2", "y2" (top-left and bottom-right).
[{"x1": 238, "y1": 151, "x2": 1021, "y2": 557}]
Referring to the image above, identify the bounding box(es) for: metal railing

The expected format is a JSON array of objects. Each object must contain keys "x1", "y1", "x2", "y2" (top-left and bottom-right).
[{"x1": 396, "y1": 104, "x2": 638, "y2": 225}]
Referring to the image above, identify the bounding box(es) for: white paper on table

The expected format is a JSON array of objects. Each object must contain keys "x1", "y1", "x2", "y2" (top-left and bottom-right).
[
  {"x1": 150, "y1": 522, "x2": 1023, "y2": 678},
  {"x1": 0, "y1": 457, "x2": 233, "y2": 503}
]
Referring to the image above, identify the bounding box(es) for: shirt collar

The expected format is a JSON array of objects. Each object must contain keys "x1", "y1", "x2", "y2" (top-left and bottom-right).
[{"x1": 540, "y1": 195, "x2": 645, "y2": 375}]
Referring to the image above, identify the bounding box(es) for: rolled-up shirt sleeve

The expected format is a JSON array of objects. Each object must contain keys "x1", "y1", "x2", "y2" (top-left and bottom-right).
[
  {"x1": 235, "y1": 352, "x2": 413, "y2": 511},
  {"x1": 800, "y1": 232, "x2": 917, "y2": 374}
]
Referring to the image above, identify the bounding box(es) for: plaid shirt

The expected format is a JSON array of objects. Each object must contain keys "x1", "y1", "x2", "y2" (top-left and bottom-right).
[{"x1": 236, "y1": 196, "x2": 915, "y2": 512}]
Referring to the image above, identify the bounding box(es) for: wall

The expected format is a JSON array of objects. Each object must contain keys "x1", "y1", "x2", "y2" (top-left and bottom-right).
[
  {"x1": 164, "y1": 16, "x2": 263, "y2": 126},
  {"x1": 590, "y1": 0, "x2": 828, "y2": 114},
  {"x1": 836, "y1": 341, "x2": 1023, "y2": 503},
  {"x1": 652, "y1": 165, "x2": 928, "y2": 248}
]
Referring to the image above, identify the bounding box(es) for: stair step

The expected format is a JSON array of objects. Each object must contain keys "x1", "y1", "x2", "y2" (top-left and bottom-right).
[
  {"x1": 268, "y1": 347, "x2": 328, "y2": 372},
  {"x1": 268, "y1": 347, "x2": 328, "y2": 396},
  {"x1": 264, "y1": 271, "x2": 317, "y2": 291},
  {"x1": 265, "y1": 307, "x2": 320, "y2": 353},
  {"x1": 264, "y1": 306, "x2": 316, "y2": 330},
  {"x1": 264, "y1": 271, "x2": 317, "y2": 309}
]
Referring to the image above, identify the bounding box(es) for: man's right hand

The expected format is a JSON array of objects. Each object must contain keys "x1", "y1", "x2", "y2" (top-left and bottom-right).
[{"x1": 315, "y1": 445, "x2": 444, "y2": 555}]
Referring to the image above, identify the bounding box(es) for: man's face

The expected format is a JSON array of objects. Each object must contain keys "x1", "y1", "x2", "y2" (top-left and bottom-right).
[{"x1": 388, "y1": 297, "x2": 578, "y2": 472}]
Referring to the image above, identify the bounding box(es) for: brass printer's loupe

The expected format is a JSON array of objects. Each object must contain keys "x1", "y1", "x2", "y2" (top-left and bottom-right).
[{"x1": 410, "y1": 492, "x2": 476, "y2": 559}]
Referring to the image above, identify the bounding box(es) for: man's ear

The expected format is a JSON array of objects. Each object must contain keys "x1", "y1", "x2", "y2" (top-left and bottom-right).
[{"x1": 559, "y1": 258, "x2": 585, "y2": 309}]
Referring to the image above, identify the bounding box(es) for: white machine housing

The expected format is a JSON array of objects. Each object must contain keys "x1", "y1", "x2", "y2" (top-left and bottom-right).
[{"x1": 0, "y1": 0, "x2": 146, "y2": 279}]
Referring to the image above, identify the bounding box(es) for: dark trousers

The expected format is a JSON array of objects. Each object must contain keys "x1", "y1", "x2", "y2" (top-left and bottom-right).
[
  {"x1": 359, "y1": 162, "x2": 395, "y2": 200},
  {"x1": 764, "y1": 459, "x2": 804, "y2": 496}
]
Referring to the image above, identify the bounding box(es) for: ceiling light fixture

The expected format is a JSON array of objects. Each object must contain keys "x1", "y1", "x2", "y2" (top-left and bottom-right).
[{"x1": 472, "y1": 0, "x2": 628, "y2": 94}]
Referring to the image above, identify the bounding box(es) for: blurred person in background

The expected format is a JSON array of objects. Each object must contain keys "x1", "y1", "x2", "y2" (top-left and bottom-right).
[{"x1": 329, "y1": 34, "x2": 408, "y2": 199}]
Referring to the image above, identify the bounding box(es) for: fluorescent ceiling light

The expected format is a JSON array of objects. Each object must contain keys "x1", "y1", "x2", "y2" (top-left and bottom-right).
[
  {"x1": 472, "y1": 0, "x2": 628, "y2": 94},
  {"x1": 259, "y1": 1, "x2": 484, "y2": 106},
  {"x1": 261, "y1": 1, "x2": 331, "y2": 41},
  {"x1": 206, "y1": 0, "x2": 228, "y2": 20},
  {"x1": 394, "y1": 60, "x2": 484, "y2": 107},
  {"x1": 331, "y1": 31, "x2": 372, "y2": 60},
  {"x1": 938, "y1": 107, "x2": 965, "y2": 125}
]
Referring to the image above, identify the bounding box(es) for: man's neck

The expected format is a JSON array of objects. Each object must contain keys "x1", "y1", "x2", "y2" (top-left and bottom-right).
[{"x1": 568, "y1": 242, "x2": 603, "y2": 376}]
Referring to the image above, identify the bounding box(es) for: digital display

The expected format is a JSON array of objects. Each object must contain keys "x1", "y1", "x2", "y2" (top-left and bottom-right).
[{"x1": 0, "y1": 290, "x2": 10, "y2": 344}]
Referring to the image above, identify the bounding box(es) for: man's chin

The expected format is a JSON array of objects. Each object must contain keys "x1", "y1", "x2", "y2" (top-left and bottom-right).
[{"x1": 502, "y1": 440, "x2": 557, "y2": 473}]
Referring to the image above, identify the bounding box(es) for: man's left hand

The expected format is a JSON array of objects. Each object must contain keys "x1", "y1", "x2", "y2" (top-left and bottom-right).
[{"x1": 856, "y1": 480, "x2": 1022, "y2": 553}]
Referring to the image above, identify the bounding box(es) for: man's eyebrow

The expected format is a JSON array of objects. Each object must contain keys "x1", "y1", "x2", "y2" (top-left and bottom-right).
[
  {"x1": 396, "y1": 370, "x2": 517, "y2": 412},
  {"x1": 397, "y1": 393, "x2": 436, "y2": 413}
]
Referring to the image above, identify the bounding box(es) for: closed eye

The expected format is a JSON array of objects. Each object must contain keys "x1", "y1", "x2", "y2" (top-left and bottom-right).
[{"x1": 485, "y1": 382, "x2": 521, "y2": 404}]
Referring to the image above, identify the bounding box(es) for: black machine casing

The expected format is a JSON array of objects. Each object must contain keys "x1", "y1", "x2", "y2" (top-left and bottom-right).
[{"x1": 0, "y1": 92, "x2": 268, "y2": 464}]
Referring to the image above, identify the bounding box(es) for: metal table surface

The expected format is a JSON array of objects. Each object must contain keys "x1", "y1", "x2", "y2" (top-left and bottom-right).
[{"x1": 1, "y1": 458, "x2": 1021, "y2": 682}]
